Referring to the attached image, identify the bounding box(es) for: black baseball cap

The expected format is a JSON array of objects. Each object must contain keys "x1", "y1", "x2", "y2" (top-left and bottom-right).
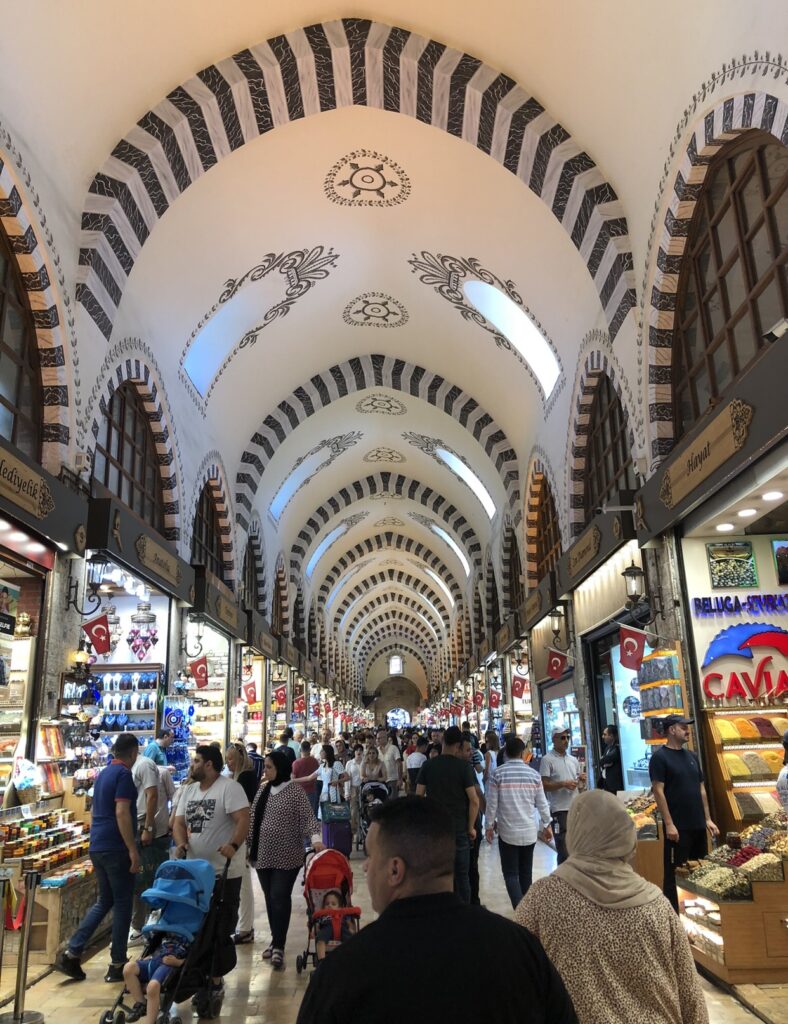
[{"x1": 662, "y1": 714, "x2": 694, "y2": 729}]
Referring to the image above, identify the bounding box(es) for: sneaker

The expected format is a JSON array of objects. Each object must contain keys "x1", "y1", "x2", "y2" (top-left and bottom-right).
[
  {"x1": 104, "y1": 962, "x2": 126, "y2": 983},
  {"x1": 261, "y1": 945, "x2": 273, "y2": 961},
  {"x1": 128, "y1": 929, "x2": 145, "y2": 946},
  {"x1": 270, "y1": 948, "x2": 284, "y2": 971},
  {"x1": 233, "y1": 929, "x2": 254, "y2": 945},
  {"x1": 125, "y1": 1002, "x2": 147, "y2": 1023},
  {"x1": 53, "y1": 950, "x2": 86, "y2": 981}
]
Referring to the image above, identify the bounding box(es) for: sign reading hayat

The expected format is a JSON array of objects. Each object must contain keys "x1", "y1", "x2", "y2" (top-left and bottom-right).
[{"x1": 700, "y1": 623, "x2": 788, "y2": 703}]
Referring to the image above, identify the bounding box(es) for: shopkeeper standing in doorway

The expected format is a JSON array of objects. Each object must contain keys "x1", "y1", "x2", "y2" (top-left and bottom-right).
[{"x1": 649, "y1": 714, "x2": 719, "y2": 911}]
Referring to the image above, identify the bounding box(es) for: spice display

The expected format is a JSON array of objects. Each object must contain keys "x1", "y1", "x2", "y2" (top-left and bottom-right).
[
  {"x1": 761, "y1": 811, "x2": 788, "y2": 830},
  {"x1": 733, "y1": 719, "x2": 761, "y2": 740},
  {"x1": 762, "y1": 751, "x2": 785, "y2": 774},
  {"x1": 741, "y1": 751, "x2": 773, "y2": 777},
  {"x1": 767, "y1": 833, "x2": 788, "y2": 856},
  {"x1": 706, "y1": 844, "x2": 736, "y2": 863},
  {"x1": 715, "y1": 718, "x2": 741, "y2": 742},
  {"x1": 739, "y1": 853, "x2": 784, "y2": 882},
  {"x1": 740, "y1": 824, "x2": 775, "y2": 849},
  {"x1": 749, "y1": 716, "x2": 780, "y2": 739},
  {"x1": 723, "y1": 753, "x2": 750, "y2": 778},
  {"x1": 694, "y1": 866, "x2": 752, "y2": 899},
  {"x1": 735, "y1": 792, "x2": 763, "y2": 818},
  {"x1": 688, "y1": 862, "x2": 723, "y2": 882},
  {"x1": 726, "y1": 845, "x2": 761, "y2": 867},
  {"x1": 771, "y1": 717, "x2": 788, "y2": 736},
  {"x1": 755, "y1": 792, "x2": 781, "y2": 815}
]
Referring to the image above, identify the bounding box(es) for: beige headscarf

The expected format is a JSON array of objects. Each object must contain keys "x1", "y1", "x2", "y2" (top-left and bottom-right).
[{"x1": 554, "y1": 789, "x2": 663, "y2": 909}]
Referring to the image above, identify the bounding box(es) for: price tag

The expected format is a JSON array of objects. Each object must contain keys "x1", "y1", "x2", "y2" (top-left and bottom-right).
[{"x1": 21, "y1": 804, "x2": 33, "y2": 819}]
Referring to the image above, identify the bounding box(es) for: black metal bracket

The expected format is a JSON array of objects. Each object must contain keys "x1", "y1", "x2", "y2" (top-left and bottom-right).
[{"x1": 65, "y1": 572, "x2": 101, "y2": 617}]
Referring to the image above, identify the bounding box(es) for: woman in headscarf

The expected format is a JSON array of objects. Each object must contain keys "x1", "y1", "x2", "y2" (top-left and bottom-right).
[
  {"x1": 515, "y1": 789, "x2": 708, "y2": 1024},
  {"x1": 247, "y1": 749, "x2": 322, "y2": 970}
]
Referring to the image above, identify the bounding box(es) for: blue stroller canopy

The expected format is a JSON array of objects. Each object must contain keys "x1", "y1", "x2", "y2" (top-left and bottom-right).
[{"x1": 141, "y1": 858, "x2": 217, "y2": 943}]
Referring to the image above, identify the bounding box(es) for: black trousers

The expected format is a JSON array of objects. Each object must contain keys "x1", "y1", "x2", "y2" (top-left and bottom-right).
[
  {"x1": 257, "y1": 866, "x2": 301, "y2": 949},
  {"x1": 663, "y1": 828, "x2": 708, "y2": 911},
  {"x1": 468, "y1": 823, "x2": 483, "y2": 905},
  {"x1": 552, "y1": 811, "x2": 569, "y2": 865}
]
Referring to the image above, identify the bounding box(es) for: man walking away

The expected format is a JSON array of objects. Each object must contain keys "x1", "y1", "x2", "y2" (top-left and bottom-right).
[
  {"x1": 486, "y1": 736, "x2": 552, "y2": 908},
  {"x1": 129, "y1": 754, "x2": 171, "y2": 942},
  {"x1": 649, "y1": 715, "x2": 718, "y2": 911},
  {"x1": 296, "y1": 797, "x2": 576, "y2": 1024},
  {"x1": 540, "y1": 726, "x2": 585, "y2": 864},
  {"x1": 406, "y1": 736, "x2": 428, "y2": 792},
  {"x1": 54, "y1": 734, "x2": 142, "y2": 982},
  {"x1": 293, "y1": 740, "x2": 320, "y2": 814},
  {"x1": 376, "y1": 728, "x2": 403, "y2": 798},
  {"x1": 415, "y1": 726, "x2": 479, "y2": 903}
]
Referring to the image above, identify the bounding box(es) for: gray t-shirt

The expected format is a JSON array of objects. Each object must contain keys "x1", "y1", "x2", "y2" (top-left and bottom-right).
[
  {"x1": 179, "y1": 776, "x2": 249, "y2": 878},
  {"x1": 132, "y1": 755, "x2": 160, "y2": 826},
  {"x1": 539, "y1": 750, "x2": 581, "y2": 814}
]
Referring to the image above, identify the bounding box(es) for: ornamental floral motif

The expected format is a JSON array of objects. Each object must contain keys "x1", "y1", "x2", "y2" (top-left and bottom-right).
[
  {"x1": 274, "y1": 432, "x2": 363, "y2": 519},
  {"x1": 324, "y1": 150, "x2": 411, "y2": 207},
  {"x1": 364, "y1": 447, "x2": 406, "y2": 464},
  {"x1": 369, "y1": 490, "x2": 405, "y2": 501},
  {"x1": 355, "y1": 393, "x2": 407, "y2": 416},
  {"x1": 409, "y1": 511, "x2": 435, "y2": 530},
  {"x1": 375, "y1": 518, "x2": 404, "y2": 528},
  {"x1": 343, "y1": 293, "x2": 408, "y2": 328}
]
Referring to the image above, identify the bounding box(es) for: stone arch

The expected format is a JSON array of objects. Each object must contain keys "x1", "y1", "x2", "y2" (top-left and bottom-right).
[
  {"x1": 187, "y1": 450, "x2": 236, "y2": 584},
  {"x1": 0, "y1": 150, "x2": 71, "y2": 470},
  {"x1": 237, "y1": 355, "x2": 520, "y2": 529},
  {"x1": 473, "y1": 585, "x2": 484, "y2": 646},
  {"x1": 501, "y1": 520, "x2": 524, "y2": 617},
  {"x1": 352, "y1": 610, "x2": 438, "y2": 656},
  {"x1": 357, "y1": 624, "x2": 436, "y2": 666},
  {"x1": 330, "y1": 570, "x2": 451, "y2": 630},
  {"x1": 292, "y1": 584, "x2": 306, "y2": 651},
  {"x1": 646, "y1": 90, "x2": 788, "y2": 466},
  {"x1": 77, "y1": 18, "x2": 634, "y2": 345},
  {"x1": 271, "y1": 554, "x2": 289, "y2": 636},
  {"x1": 290, "y1": 471, "x2": 483, "y2": 578},
  {"x1": 307, "y1": 599, "x2": 318, "y2": 660},
  {"x1": 87, "y1": 347, "x2": 183, "y2": 541},
  {"x1": 524, "y1": 454, "x2": 560, "y2": 587}
]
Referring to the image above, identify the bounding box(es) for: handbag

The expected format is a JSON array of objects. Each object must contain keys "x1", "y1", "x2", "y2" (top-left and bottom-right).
[{"x1": 322, "y1": 782, "x2": 351, "y2": 822}]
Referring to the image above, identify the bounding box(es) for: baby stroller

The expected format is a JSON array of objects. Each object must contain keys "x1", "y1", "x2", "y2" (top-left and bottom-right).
[
  {"x1": 295, "y1": 849, "x2": 361, "y2": 974},
  {"x1": 356, "y1": 780, "x2": 389, "y2": 850},
  {"x1": 99, "y1": 859, "x2": 229, "y2": 1024}
]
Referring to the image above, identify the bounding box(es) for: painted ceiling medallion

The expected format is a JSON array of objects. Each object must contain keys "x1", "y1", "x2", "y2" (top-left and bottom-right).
[
  {"x1": 375, "y1": 517, "x2": 405, "y2": 528},
  {"x1": 324, "y1": 149, "x2": 411, "y2": 208},
  {"x1": 364, "y1": 447, "x2": 405, "y2": 464},
  {"x1": 369, "y1": 490, "x2": 405, "y2": 501},
  {"x1": 355, "y1": 393, "x2": 407, "y2": 416},
  {"x1": 343, "y1": 293, "x2": 408, "y2": 329}
]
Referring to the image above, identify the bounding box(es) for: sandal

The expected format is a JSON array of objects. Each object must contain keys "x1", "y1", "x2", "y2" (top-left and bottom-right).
[
  {"x1": 262, "y1": 945, "x2": 273, "y2": 961},
  {"x1": 271, "y1": 948, "x2": 284, "y2": 970}
]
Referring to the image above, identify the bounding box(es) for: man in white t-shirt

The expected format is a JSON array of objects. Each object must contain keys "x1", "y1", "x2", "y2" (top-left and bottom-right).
[
  {"x1": 539, "y1": 727, "x2": 585, "y2": 864},
  {"x1": 377, "y1": 728, "x2": 402, "y2": 797},
  {"x1": 173, "y1": 746, "x2": 250, "y2": 1012},
  {"x1": 406, "y1": 737, "x2": 428, "y2": 792}
]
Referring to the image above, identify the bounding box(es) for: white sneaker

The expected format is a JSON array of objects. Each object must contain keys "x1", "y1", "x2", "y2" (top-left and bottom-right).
[{"x1": 128, "y1": 928, "x2": 144, "y2": 946}]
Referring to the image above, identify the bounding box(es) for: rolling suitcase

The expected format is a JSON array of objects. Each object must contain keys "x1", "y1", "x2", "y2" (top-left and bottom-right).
[{"x1": 322, "y1": 819, "x2": 353, "y2": 856}]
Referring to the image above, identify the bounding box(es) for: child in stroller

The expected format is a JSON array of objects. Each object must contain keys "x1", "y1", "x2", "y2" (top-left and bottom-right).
[
  {"x1": 123, "y1": 934, "x2": 191, "y2": 1024},
  {"x1": 295, "y1": 849, "x2": 361, "y2": 974},
  {"x1": 356, "y1": 780, "x2": 389, "y2": 850}
]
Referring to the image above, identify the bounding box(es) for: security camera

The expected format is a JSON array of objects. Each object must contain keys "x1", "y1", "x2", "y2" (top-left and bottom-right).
[{"x1": 763, "y1": 318, "x2": 788, "y2": 344}]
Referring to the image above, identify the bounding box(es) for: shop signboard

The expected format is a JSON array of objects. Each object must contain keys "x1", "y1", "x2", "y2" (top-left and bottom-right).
[
  {"x1": 88, "y1": 497, "x2": 194, "y2": 603},
  {"x1": 556, "y1": 511, "x2": 635, "y2": 595},
  {"x1": 0, "y1": 436, "x2": 88, "y2": 557},
  {"x1": 246, "y1": 608, "x2": 277, "y2": 657},
  {"x1": 478, "y1": 636, "x2": 491, "y2": 661},
  {"x1": 495, "y1": 614, "x2": 517, "y2": 654},
  {"x1": 192, "y1": 565, "x2": 244, "y2": 640},
  {"x1": 518, "y1": 573, "x2": 557, "y2": 634},
  {"x1": 279, "y1": 639, "x2": 301, "y2": 671}
]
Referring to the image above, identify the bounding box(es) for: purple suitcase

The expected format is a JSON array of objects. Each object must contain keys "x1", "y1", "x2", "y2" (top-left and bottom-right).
[{"x1": 322, "y1": 819, "x2": 352, "y2": 857}]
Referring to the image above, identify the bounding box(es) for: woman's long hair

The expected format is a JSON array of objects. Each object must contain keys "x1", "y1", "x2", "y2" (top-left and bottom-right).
[
  {"x1": 484, "y1": 730, "x2": 500, "y2": 752},
  {"x1": 225, "y1": 742, "x2": 253, "y2": 779},
  {"x1": 322, "y1": 743, "x2": 336, "y2": 767}
]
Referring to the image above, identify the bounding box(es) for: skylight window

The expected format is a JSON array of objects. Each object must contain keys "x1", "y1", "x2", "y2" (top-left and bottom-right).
[
  {"x1": 430, "y1": 524, "x2": 470, "y2": 577},
  {"x1": 435, "y1": 448, "x2": 496, "y2": 520},
  {"x1": 269, "y1": 448, "x2": 328, "y2": 522},
  {"x1": 306, "y1": 524, "x2": 347, "y2": 578},
  {"x1": 389, "y1": 655, "x2": 403, "y2": 675},
  {"x1": 183, "y1": 286, "x2": 263, "y2": 396},
  {"x1": 463, "y1": 280, "x2": 560, "y2": 398},
  {"x1": 421, "y1": 565, "x2": 455, "y2": 609}
]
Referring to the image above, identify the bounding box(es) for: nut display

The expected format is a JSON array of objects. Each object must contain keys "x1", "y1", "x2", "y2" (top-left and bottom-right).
[{"x1": 738, "y1": 853, "x2": 784, "y2": 882}]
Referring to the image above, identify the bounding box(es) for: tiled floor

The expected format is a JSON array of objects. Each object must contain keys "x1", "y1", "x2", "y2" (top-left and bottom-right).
[{"x1": 9, "y1": 840, "x2": 767, "y2": 1024}]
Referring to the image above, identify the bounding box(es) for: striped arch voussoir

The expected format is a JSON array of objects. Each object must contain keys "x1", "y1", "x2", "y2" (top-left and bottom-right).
[
  {"x1": 273, "y1": 555, "x2": 289, "y2": 637},
  {"x1": 647, "y1": 91, "x2": 788, "y2": 467},
  {"x1": 89, "y1": 358, "x2": 180, "y2": 541},
  {"x1": 0, "y1": 155, "x2": 70, "y2": 471},
  {"x1": 365, "y1": 643, "x2": 429, "y2": 680},
  {"x1": 189, "y1": 453, "x2": 235, "y2": 586},
  {"x1": 342, "y1": 591, "x2": 445, "y2": 640},
  {"x1": 357, "y1": 624, "x2": 435, "y2": 666},
  {"x1": 500, "y1": 524, "x2": 523, "y2": 618},
  {"x1": 352, "y1": 610, "x2": 437, "y2": 656},
  {"x1": 245, "y1": 516, "x2": 267, "y2": 610},
  {"x1": 331, "y1": 570, "x2": 451, "y2": 630}
]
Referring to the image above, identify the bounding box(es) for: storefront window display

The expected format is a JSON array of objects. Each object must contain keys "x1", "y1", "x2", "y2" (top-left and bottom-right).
[
  {"x1": 266, "y1": 660, "x2": 289, "y2": 750},
  {"x1": 541, "y1": 683, "x2": 582, "y2": 748}
]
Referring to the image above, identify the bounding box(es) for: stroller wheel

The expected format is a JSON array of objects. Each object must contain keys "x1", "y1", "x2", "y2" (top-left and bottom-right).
[
  {"x1": 99, "y1": 1013, "x2": 114, "y2": 1024},
  {"x1": 296, "y1": 954, "x2": 303, "y2": 974}
]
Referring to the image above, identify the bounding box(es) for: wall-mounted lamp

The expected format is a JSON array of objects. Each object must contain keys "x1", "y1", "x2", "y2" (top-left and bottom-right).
[
  {"x1": 621, "y1": 561, "x2": 663, "y2": 626},
  {"x1": 180, "y1": 613, "x2": 205, "y2": 658},
  {"x1": 548, "y1": 604, "x2": 574, "y2": 652},
  {"x1": 513, "y1": 646, "x2": 527, "y2": 674},
  {"x1": 73, "y1": 637, "x2": 92, "y2": 681},
  {"x1": 65, "y1": 557, "x2": 106, "y2": 616}
]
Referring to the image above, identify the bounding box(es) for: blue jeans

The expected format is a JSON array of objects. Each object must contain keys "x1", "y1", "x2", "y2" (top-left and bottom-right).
[
  {"x1": 454, "y1": 832, "x2": 471, "y2": 904},
  {"x1": 69, "y1": 849, "x2": 135, "y2": 965},
  {"x1": 498, "y1": 838, "x2": 535, "y2": 909}
]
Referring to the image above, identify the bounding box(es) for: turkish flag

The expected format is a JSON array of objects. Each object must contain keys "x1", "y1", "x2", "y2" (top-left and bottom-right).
[
  {"x1": 463, "y1": 699, "x2": 472, "y2": 715},
  {"x1": 189, "y1": 655, "x2": 209, "y2": 688},
  {"x1": 619, "y1": 625, "x2": 648, "y2": 670},
  {"x1": 489, "y1": 690, "x2": 501, "y2": 709},
  {"x1": 294, "y1": 695, "x2": 306, "y2": 714},
  {"x1": 323, "y1": 702, "x2": 332, "y2": 716},
  {"x1": 547, "y1": 648, "x2": 568, "y2": 680},
  {"x1": 81, "y1": 614, "x2": 111, "y2": 655},
  {"x1": 473, "y1": 691, "x2": 484, "y2": 708},
  {"x1": 512, "y1": 675, "x2": 527, "y2": 699},
  {"x1": 450, "y1": 702, "x2": 462, "y2": 716},
  {"x1": 242, "y1": 681, "x2": 257, "y2": 704},
  {"x1": 274, "y1": 685, "x2": 287, "y2": 708}
]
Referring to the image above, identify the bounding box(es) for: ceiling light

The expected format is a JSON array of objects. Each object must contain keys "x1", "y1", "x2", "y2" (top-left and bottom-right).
[
  {"x1": 762, "y1": 491, "x2": 784, "y2": 502},
  {"x1": 463, "y1": 280, "x2": 561, "y2": 397},
  {"x1": 0, "y1": 520, "x2": 10, "y2": 531},
  {"x1": 737, "y1": 508, "x2": 757, "y2": 518},
  {"x1": 26, "y1": 542, "x2": 46, "y2": 553},
  {"x1": 715, "y1": 523, "x2": 735, "y2": 532},
  {"x1": 8, "y1": 532, "x2": 27, "y2": 543}
]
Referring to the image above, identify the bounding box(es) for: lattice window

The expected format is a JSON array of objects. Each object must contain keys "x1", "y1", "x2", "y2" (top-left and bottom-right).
[
  {"x1": 0, "y1": 225, "x2": 42, "y2": 461},
  {"x1": 535, "y1": 478, "x2": 562, "y2": 580},
  {"x1": 673, "y1": 133, "x2": 787, "y2": 439},
  {"x1": 240, "y1": 543, "x2": 260, "y2": 611},
  {"x1": 92, "y1": 382, "x2": 164, "y2": 532},
  {"x1": 191, "y1": 483, "x2": 226, "y2": 582},
  {"x1": 507, "y1": 530, "x2": 524, "y2": 611},
  {"x1": 583, "y1": 374, "x2": 636, "y2": 522}
]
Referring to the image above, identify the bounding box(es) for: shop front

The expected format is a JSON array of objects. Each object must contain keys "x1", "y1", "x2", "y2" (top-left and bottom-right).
[
  {"x1": 239, "y1": 609, "x2": 278, "y2": 752},
  {"x1": 292, "y1": 658, "x2": 312, "y2": 740},
  {"x1": 492, "y1": 614, "x2": 520, "y2": 737}
]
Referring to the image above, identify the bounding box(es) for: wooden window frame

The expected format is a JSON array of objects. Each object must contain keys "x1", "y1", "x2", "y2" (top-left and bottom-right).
[
  {"x1": 582, "y1": 374, "x2": 636, "y2": 523},
  {"x1": 191, "y1": 482, "x2": 226, "y2": 583},
  {"x1": 535, "y1": 478, "x2": 562, "y2": 580}
]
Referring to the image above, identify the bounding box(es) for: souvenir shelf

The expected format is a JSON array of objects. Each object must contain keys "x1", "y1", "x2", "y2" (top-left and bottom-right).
[
  {"x1": 0, "y1": 636, "x2": 36, "y2": 796},
  {"x1": 59, "y1": 663, "x2": 163, "y2": 746},
  {"x1": 637, "y1": 647, "x2": 690, "y2": 748},
  {"x1": 701, "y1": 704, "x2": 787, "y2": 836}
]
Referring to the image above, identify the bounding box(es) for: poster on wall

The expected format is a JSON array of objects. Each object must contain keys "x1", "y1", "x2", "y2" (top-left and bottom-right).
[
  {"x1": 0, "y1": 579, "x2": 20, "y2": 638},
  {"x1": 772, "y1": 539, "x2": 788, "y2": 586},
  {"x1": 706, "y1": 541, "x2": 758, "y2": 589}
]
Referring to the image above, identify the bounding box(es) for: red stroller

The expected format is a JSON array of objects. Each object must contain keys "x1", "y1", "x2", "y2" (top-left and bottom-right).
[{"x1": 295, "y1": 849, "x2": 361, "y2": 974}]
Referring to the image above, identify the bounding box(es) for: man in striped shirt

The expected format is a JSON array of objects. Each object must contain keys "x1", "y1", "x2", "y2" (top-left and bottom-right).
[{"x1": 485, "y1": 736, "x2": 552, "y2": 909}]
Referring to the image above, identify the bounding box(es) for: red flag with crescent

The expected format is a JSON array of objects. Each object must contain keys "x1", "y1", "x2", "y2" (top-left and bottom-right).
[
  {"x1": 449, "y1": 702, "x2": 462, "y2": 716},
  {"x1": 294, "y1": 695, "x2": 306, "y2": 714},
  {"x1": 511, "y1": 675, "x2": 527, "y2": 699},
  {"x1": 547, "y1": 648, "x2": 568, "y2": 681},
  {"x1": 189, "y1": 655, "x2": 209, "y2": 688},
  {"x1": 242, "y1": 681, "x2": 257, "y2": 704},
  {"x1": 81, "y1": 614, "x2": 111, "y2": 655},
  {"x1": 489, "y1": 690, "x2": 501, "y2": 709},
  {"x1": 463, "y1": 698, "x2": 472, "y2": 715},
  {"x1": 323, "y1": 702, "x2": 332, "y2": 716},
  {"x1": 473, "y1": 691, "x2": 484, "y2": 708},
  {"x1": 274, "y1": 685, "x2": 287, "y2": 708},
  {"x1": 619, "y1": 625, "x2": 648, "y2": 670}
]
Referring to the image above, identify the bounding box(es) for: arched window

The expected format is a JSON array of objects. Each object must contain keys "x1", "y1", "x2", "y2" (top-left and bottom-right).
[
  {"x1": 92, "y1": 382, "x2": 164, "y2": 532},
  {"x1": 583, "y1": 374, "x2": 636, "y2": 523},
  {"x1": 191, "y1": 482, "x2": 226, "y2": 583},
  {"x1": 673, "y1": 134, "x2": 787, "y2": 439},
  {"x1": 293, "y1": 592, "x2": 305, "y2": 653},
  {"x1": 272, "y1": 577, "x2": 285, "y2": 636},
  {"x1": 534, "y1": 476, "x2": 562, "y2": 580},
  {"x1": 506, "y1": 529, "x2": 525, "y2": 612},
  {"x1": 240, "y1": 542, "x2": 260, "y2": 611},
  {"x1": 488, "y1": 572, "x2": 502, "y2": 636},
  {"x1": 0, "y1": 224, "x2": 42, "y2": 460}
]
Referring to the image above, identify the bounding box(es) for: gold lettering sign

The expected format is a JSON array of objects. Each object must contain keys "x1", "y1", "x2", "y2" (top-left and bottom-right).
[
  {"x1": 568, "y1": 525, "x2": 602, "y2": 578},
  {"x1": 524, "y1": 588, "x2": 543, "y2": 625},
  {"x1": 659, "y1": 398, "x2": 754, "y2": 510},
  {"x1": 135, "y1": 535, "x2": 183, "y2": 589},
  {"x1": 496, "y1": 622, "x2": 512, "y2": 649},
  {"x1": 257, "y1": 631, "x2": 277, "y2": 658},
  {"x1": 214, "y1": 593, "x2": 239, "y2": 631},
  {"x1": 0, "y1": 452, "x2": 55, "y2": 519},
  {"x1": 479, "y1": 638, "x2": 490, "y2": 660}
]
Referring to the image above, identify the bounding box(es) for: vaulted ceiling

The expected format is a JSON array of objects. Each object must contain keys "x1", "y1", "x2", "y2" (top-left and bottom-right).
[{"x1": 0, "y1": 0, "x2": 780, "y2": 698}]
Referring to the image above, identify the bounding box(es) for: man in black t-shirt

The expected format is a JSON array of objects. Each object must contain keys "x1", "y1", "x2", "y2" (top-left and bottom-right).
[
  {"x1": 415, "y1": 726, "x2": 479, "y2": 903},
  {"x1": 649, "y1": 715, "x2": 719, "y2": 910}
]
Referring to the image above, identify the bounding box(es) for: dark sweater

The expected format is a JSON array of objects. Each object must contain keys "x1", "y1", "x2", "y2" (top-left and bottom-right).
[{"x1": 296, "y1": 892, "x2": 576, "y2": 1024}]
